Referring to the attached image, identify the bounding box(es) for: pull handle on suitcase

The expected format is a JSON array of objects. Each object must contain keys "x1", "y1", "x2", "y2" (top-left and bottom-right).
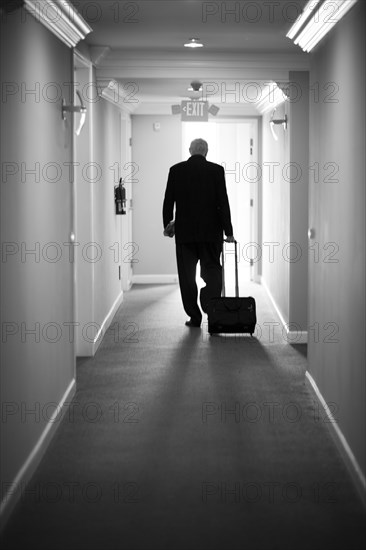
[
  {"x1": 207, "y1": 240, "x2": 257, "y2": 336},
  {"x1": 222, "y1": 239, "x2": 239, "y2": 298}
]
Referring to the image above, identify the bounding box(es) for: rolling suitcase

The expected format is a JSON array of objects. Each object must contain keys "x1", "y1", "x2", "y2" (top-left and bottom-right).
[{"x1": 207, "y1": 240, "x2": 257, "y2": 336}]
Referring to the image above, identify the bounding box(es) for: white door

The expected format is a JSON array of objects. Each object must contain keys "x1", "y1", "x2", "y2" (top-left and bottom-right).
[{"x1": 182, "y1": 119, "x2": 258, "y2": 294}]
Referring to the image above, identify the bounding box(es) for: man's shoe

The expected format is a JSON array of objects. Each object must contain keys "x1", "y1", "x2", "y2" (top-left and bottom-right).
[{"x1": 185, "y1": 319, "x2": 201, "y2": 328}]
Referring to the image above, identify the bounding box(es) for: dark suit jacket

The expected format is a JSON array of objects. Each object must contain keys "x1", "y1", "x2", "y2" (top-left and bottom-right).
[{"x1": 163, "y1": 155, "x2": 233, "y2": 243}]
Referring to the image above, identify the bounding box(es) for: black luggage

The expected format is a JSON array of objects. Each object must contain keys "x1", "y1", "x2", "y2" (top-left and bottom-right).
[{"x1": 207, "y1": 240, "x2": 257, "y2": 336}]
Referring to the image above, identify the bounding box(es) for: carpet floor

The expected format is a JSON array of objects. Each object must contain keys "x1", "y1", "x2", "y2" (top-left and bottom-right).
[{"x1": 1, "y1": 282, "x2": 365, "y2": 550}]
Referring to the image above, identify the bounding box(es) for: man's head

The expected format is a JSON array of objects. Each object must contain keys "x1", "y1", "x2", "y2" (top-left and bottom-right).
[{"x1": 189, "y1": 138, "x2": 208, "y2": 157}]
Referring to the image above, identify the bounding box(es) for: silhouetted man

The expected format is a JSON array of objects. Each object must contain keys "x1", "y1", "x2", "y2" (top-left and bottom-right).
[{"x1": 163, "y1": 138, "x2": 234, "y2": 327}]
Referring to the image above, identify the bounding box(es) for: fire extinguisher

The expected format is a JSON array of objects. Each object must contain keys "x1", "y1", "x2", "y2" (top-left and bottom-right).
[{"x1": 114, "y1": 178, "x2": 126, "y2": 215}]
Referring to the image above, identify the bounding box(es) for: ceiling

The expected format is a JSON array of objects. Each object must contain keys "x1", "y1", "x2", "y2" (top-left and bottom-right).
[{"x1": 71, "y1": 0, "x2": 310, "y2": 114}]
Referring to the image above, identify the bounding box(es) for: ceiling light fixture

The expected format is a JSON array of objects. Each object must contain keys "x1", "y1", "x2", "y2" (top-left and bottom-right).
[
  {"x1": 187, "y1": 81, "x2": 203, "y2": 92},
  {"x1": 184, "y1": 38, "x2": 203, "y2": 48},
  {"x1": 286, "y1": 0, "x2": 321, "y2": 40},
  {"x1": 287, "y1": 0, "x2": 359, "y2": 52}
]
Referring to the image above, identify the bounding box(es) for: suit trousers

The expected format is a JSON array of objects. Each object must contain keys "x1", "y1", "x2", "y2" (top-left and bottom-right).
[{"x1": 175, "y1": 241, "x2": 223, "y2": 323}]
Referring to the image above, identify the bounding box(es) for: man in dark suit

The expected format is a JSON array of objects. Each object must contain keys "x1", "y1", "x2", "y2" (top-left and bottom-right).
[{"x1": 163, "y1": 138, "x2": 234, "y2": 327}]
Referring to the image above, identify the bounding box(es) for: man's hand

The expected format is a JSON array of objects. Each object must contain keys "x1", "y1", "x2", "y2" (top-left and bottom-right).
[
  {"x1": 163, "y1": 220, "x2": 175, "y2": 238},
  {"x1": 225, "y1": 235, "x2": 235, "y2": 243}
]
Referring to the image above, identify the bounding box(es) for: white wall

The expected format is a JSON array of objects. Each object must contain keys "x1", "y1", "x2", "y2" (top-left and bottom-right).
[
  {"x1": 131, "y1": 115, "x2": 182, "y2": 279},
  {"x1": 74, "y1": 56, "x2": 131, "y2": 355},
  {"x1": 92, "y1": 74, "x2": 124, "y2": 338},
  {"x1": 262, "y1": 102, "x2": 290, "y2": 322},
  {"x1": 308, "y1": 1, "x2": 365, "y2": 476},
  {"x1": 0, "y1": 11, "x2": 75, "y2": 517},
  {"x1": 0, "y1": 10, "x2": 131, "y2": 523},
  {"x1": 289, "y1": 71, "x2": 309, "y2": 331},
  {"x1": 74, "y1": 61, "x2": 94, "y2": 356},
  {"x1": 261, "y1": 72, "x2": 309, "y2": 333}
]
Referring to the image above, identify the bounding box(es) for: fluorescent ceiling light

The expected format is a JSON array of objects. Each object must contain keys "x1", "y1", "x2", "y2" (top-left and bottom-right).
[
  {"x1": 184, "y1": 38, "x2": 203, "y2": 48},
  {"x1": 286, "y1": 0, "x2": 321, "y2": 40},
  {"x1": 287, "y1": 0, "x2": 358, "y2": 52}
]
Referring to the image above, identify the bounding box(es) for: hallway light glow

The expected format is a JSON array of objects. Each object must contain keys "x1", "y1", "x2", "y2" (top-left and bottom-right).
[
  {"x1": 184, "y1": 38, "x2": 203, "y2": 48},
  {"x1": 287, "y1": 0, "x2": 359, "y2": 52},
  {"x1": 256, "y1": 82, "x2": 288, "y2": 114}
]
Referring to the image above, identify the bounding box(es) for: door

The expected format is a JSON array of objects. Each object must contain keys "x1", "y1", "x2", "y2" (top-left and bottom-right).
[
  {"x1": 182, "y1": 119, "x2": 259, "y2": 293},
  {"x1": 74, "y1": 53, "x2": 94, "y2": 356}
]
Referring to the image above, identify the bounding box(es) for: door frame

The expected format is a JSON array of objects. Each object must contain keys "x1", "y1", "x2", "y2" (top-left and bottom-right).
[
  {"x1": 182, "y1": 116, "x2": 261, "y2": 284},
  {"x1": 73, "y1": 50, "x2": 94, "y2": 356},
  {"x1": 120, "y1": 111, "x2": 133, "y2": 291}
]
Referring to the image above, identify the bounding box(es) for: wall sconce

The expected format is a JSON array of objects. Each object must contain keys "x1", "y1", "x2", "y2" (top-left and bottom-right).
[
  {"x1": 62, "y1": 90, "x2": 87, "y2": 136},
  {"x1": 270, "y1": 108, "x2": 288, "y2": 141}
]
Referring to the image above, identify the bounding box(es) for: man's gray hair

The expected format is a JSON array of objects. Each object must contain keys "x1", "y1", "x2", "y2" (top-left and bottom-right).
[{"x1": 189, "y1": 138, "x2": 208, "y2": 157}]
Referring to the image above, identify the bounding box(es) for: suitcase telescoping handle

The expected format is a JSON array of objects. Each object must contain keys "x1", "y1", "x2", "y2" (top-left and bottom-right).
[{"x1": 222, "y1": 240, "x2": 239, "y2": 298}]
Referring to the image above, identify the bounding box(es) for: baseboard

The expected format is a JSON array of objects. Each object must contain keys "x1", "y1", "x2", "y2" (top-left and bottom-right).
[
  {"x1": 305, "y1": 371, "x2": 366, "y2": 507},
  {"x1": 261, "y1": 278, "x2": 308, "y2": 343},
  {"x1": 0, "y1": 378, "x2": 76, "y2": 528},
  {"x1": 132, "y1": 274, "x2": 179, "y2": 284},
  {"x1": 92, "y1": 290, "x2": 124, "y2": 355}
]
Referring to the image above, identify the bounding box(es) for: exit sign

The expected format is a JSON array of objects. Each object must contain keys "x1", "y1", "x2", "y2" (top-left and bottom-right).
[{"x1": 181, "y1": 100, "x2": 208, "y2": 121}]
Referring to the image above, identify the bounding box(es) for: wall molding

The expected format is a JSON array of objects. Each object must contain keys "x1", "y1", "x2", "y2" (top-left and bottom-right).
[
  {"x1": 24, "y1": 0, "x2": 92, "y2": 48},
  {"x1": 262, "y1": 277, "x2": 308, "y2": 343},
  {"x1": 132, "y1": 274, "x2": 179, "y2": 285},
  {"x1": 306, "y1": 371, "x2": 366, "y2": 507},
  {"x1": 92, "y1": 290, "x2": 124, "y2": 355},
  {"x1": 98, "y1": 51, "x2": 310, "y2": 79},
  {"x1": 0, "y1": 378, "x2": 76, "y2": 528}
]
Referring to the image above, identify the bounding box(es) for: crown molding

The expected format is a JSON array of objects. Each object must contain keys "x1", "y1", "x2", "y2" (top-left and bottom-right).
[
  {"x1": 98, "y1": 50, "x2": 310, "y2": 78},
  {"x1": 96, "y1": 78, "x2": 138, "y2": 114},
  {"x1": 24, "y1": 0, "x2": 92, "y2": 48}
]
